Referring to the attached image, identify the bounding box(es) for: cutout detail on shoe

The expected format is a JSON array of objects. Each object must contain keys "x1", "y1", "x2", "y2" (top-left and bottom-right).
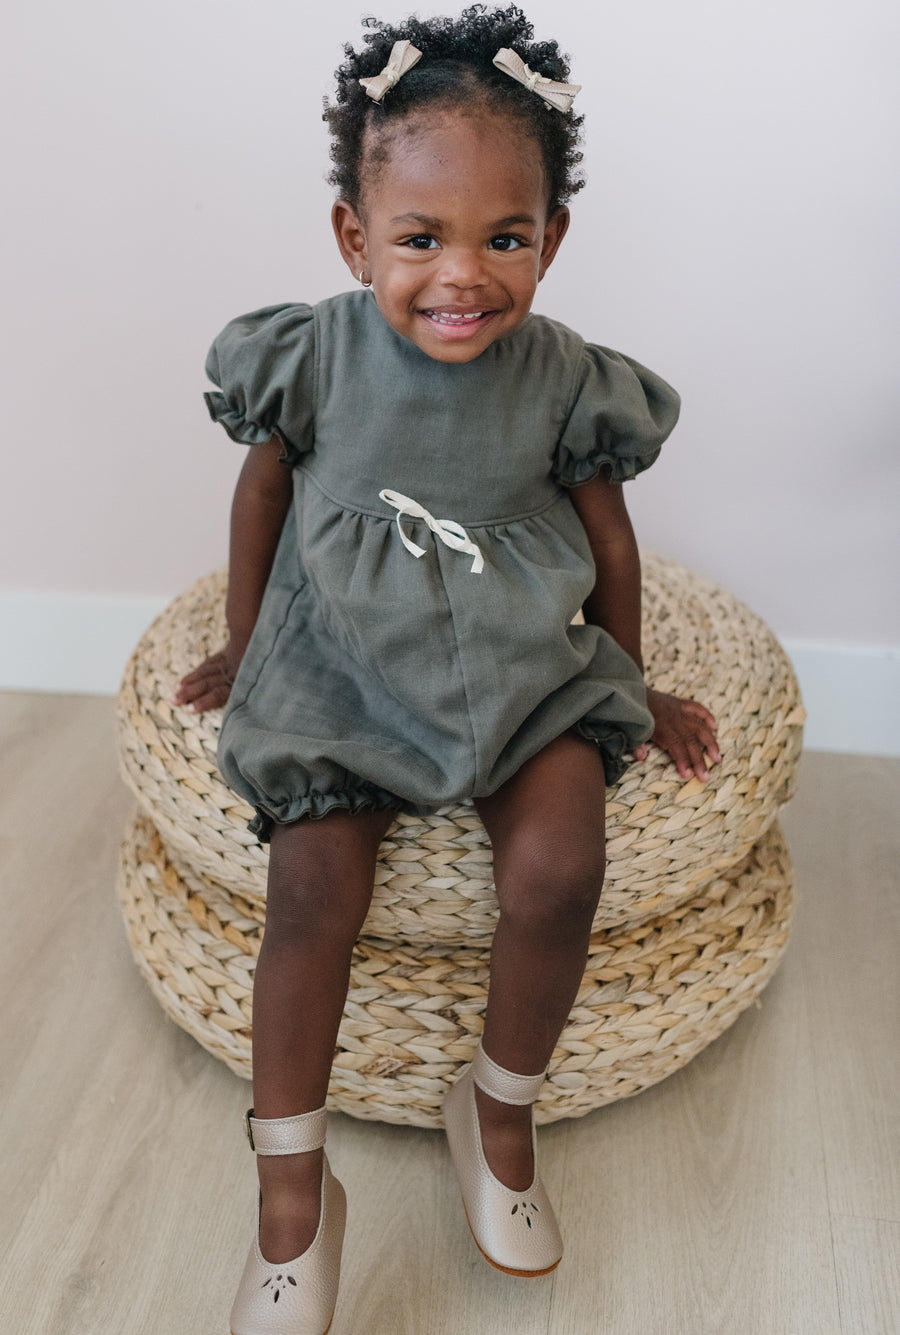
[
  {"x1": 263, "y1": 1271, "x2": 297, "y2": 1302},
  {"x1": 511, "y1": 1200, "x2": 541, "y2": 1228}
]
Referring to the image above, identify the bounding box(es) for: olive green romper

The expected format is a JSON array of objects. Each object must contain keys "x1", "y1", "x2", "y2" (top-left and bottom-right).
[{"x1": 204, "y1": 290, "x2": 680, "y2": 840}]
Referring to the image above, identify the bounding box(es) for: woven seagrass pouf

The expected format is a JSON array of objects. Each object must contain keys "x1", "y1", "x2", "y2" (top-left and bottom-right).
[
  {"x1": 116, "y1": 555, "x2": 805, "y2": 940},
  {"x1": 116, "y1": 811, "x2": 794, "y2": 1128}
]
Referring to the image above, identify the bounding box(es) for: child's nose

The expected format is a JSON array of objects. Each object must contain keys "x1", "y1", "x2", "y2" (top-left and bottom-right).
[{"x1": 437, "y1": 247, "x2": 489, "y2": 289}]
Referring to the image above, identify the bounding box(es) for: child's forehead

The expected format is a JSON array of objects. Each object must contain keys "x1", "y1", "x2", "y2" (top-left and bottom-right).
[{"x1": 360, "y1": 108, "x2": 548, "y2": 206}]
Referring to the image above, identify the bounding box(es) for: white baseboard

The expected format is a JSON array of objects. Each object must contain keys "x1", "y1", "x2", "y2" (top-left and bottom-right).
[
  {"x1": 0, "y1": 591, "x2": 172, "y2": 696},
  {"x1": 779, "y1": 640, "x2": 899, "y2": 757},
  {"x1": 1, "y1": 592, "x2": 898, "y2": 757}
]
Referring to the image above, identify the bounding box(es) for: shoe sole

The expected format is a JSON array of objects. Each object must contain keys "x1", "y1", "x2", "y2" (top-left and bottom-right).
[
  {"x1": 231, "y1": 1321, "x2": 333, "y2": 1335},
  {"x1": 461, "y1": 1198, "x2": 562, "y2": 1279}
]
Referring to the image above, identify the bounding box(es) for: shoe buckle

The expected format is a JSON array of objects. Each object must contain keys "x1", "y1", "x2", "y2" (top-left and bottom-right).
[{"x1": 244, "y1": 1108, "x2": 256, "y2": 1151}]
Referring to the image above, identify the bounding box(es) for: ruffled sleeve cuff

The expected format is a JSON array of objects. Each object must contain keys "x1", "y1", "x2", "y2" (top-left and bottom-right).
[
  {"x1": 203, "y1": 389, "x2": 276, "y2": 445},
  {"x1": 553, "y1": 343, "x2": 681, "y2": 487},
  {"x1": 203, "y1": 303, "x2": 316, "y2": 462}
]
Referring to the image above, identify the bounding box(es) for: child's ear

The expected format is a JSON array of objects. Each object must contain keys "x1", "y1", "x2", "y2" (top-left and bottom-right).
[
  {"x1": 332, "y1": 200, "x2": 370, "y2": 283},
  {"x1": 538, "y1": 206, "x2": 570, "y2": 281}
]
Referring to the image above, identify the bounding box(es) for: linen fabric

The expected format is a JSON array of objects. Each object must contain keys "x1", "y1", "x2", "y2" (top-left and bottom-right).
[{"x1": 204, "y1": 290, "x2": 680, "y2": 839}]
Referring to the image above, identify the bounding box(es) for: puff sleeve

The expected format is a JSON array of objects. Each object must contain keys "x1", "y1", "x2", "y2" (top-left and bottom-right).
[
  {"x1": 553, "y1": 343, "x2": 681, "y2": 486},
  {"x1": 203, "y1": 303, "x2": 316, "y2": 464}
]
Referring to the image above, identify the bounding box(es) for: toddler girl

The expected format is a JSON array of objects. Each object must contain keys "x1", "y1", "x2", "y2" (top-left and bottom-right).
[{"x1": 174, "y1": 6, "x2": 719, "y2": 1332}]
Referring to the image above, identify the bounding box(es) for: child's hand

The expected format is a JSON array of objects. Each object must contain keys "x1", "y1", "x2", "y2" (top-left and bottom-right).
[
  {"x1": 633, "y1": 687, "x2": 721, "y2": 781},
  {"x1": 170, "y1": 641, "x2": 245, "y2": 714}
]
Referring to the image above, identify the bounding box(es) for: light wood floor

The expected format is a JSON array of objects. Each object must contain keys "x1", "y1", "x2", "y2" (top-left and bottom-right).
[{"x1": 0, "y1": 692, "x2": 897, "y2": 1335}]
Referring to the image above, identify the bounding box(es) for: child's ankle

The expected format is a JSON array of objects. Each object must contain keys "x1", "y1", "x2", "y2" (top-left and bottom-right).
[{"x1": 257, "y1": 1145, "x2": 324, "y2": 1201}]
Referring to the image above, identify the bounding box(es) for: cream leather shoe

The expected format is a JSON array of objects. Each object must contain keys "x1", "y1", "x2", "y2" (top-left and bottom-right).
[
  {"x1": 230, "y1": 1108, "x2": 346, "y2": 1335},
  {"x1": 443, "y1": 1045, "x2": 563, "y2": 1277}
]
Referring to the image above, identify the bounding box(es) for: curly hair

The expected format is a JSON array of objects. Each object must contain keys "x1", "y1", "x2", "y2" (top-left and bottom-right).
[{"x1": 323, "y1": 5, "x2": 585, "y2": 216}]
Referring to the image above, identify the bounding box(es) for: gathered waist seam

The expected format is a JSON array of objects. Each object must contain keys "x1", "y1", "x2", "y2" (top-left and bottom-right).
[{"x1": 296, "y1": 466, "x2": 565, "y2": 529}]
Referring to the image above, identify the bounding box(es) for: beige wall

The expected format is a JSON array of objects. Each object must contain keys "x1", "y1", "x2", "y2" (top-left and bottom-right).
[{"x1": 3, "y1": 0, "x2": 898, "y2": 647}]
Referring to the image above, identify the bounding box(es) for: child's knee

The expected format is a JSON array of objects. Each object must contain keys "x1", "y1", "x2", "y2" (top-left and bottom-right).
[
  {"x1": 264, "y1": 872, "x2": 372, "y2": 946},
  {"x1": 495, "y1": 839, "x2": 605, "y2": 936},
  {"x1": 264, "y1": 858, "x2": 372, "y2": 947}
]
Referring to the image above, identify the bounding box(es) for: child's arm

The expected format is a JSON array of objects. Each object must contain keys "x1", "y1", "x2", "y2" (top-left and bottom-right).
[
  {"x1": 171, "y1": 437, "x2": 293, "y2": 713},
  {"x1": 569, "y1": 474, "x2": 721, "y2": 781}
]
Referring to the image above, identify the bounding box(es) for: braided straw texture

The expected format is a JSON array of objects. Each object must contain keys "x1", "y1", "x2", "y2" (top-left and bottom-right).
[
  {"x1": 116, "y1": 558, "x2": 804, "y2": 940},
  {"x1": 116, "y1": 811, "x2": 794, "y2": 1128}
]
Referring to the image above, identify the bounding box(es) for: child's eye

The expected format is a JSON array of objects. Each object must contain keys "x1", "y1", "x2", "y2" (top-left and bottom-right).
[
  {"x1": 489, "y1": 234, "x2": 526, "y2": 251},
  {"x1": 404, "y1": 235, "x2": 439, "y2": 250}
]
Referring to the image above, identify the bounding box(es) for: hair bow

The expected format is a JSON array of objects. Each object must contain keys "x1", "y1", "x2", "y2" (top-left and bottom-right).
[
  {"x1": 359, "y1": 39, "x2": 423, "y2": 102},
  {"x1": 492, "y1": 48, "x2": 581, "y2": 114}
]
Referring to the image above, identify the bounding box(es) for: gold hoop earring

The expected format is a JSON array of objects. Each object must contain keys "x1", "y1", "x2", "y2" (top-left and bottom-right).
[{"x1": 359, "y1": 272, "x2": 372, "y2": 288}]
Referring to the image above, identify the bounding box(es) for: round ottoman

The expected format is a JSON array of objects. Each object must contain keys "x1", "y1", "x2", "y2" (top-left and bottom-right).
[{"x1": 115, "y1": 553, "x2": 804, "y2": 1124}]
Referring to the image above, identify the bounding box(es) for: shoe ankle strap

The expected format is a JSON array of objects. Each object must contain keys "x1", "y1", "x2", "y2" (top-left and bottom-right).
[
  {"x1": 472, "y1": 1046, "x2": 546, "y2": 1105},
  {"x1": 244, "y1": 1106, "x2": 327, "y2": 1155}
]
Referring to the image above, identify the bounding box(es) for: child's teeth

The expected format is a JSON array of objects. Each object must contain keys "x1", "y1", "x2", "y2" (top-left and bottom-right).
[{"x1": 431, "y1": 311, "x2": 484, "y2": 324}]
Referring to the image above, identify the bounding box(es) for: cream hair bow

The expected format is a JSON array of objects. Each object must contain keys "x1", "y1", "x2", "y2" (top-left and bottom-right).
[
  {"x1": 359, "y1": 39, "x2": 423, "y2": 102},
  {"x1": 492, "y1": 48, "x2": 581, "y2": 113}
]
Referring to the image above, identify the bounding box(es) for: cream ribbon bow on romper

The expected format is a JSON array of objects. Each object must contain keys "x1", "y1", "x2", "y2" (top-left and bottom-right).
[{"x1": 379, "y1": 489, "x2": 485, "y2": 574}]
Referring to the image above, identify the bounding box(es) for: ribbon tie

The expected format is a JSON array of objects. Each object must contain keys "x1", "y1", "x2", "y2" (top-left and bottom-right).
[
  {"x1": 379, "y1": 489, "x2": 484, "y2": 574},
  {"x1": 492, "y1": 48, "x2": 581, "y2": 114},
  {"x1": 359, "y1": 40, "x2": 423, "y2": 102}
]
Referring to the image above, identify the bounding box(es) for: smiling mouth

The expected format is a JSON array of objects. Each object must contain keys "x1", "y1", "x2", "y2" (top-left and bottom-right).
[
  {"x1": 419, "y1": 308, "x2": 499, "y2": 342},
  {"x1": 422, "y1": 309, "x2": 490, "y2": 325}
]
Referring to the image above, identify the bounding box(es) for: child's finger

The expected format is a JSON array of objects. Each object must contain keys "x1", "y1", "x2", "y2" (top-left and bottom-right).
[
  {"x1": 172, "y1": 671, "x2": 230, "y2": 708},
  {"x1": 685, "y1": 716, "x2": 720, "y2": 762},
  {"x1": 631, "y1": 743, "x2": 649, "y2": 760},
  {"x1": 171, "y1": 677, "x2": 206, "y2": 704},
  {"x1": 171, "y1": 672, "x2": 209, "y2": 701},
  {"x1": 178, "y1": 655, "x2": 225, "y2": 687},
  {"x1": 684, "y1": 736, "x2": 710, "y2": 781},
  {"x1": 663, "y1": 736, "x2": 695, "y2": 780},
  {"x1": 185, "y1": 684, "x2": 230, "y2": 713},
  {"x1": 701, "y1": 731, "x2": 722, "y2": 764},
  {"x1": 171, "y1": 654, "x2": 232, "y2": 703}
]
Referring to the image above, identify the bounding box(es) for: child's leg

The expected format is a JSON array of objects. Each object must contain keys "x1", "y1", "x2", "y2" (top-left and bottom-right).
[
  {"x1": 474, "y1": 731, "x2": 606, "y2": 1190},
  {"x1": 251, "y1": 807, "x2": 394, "y2": 1263}
]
